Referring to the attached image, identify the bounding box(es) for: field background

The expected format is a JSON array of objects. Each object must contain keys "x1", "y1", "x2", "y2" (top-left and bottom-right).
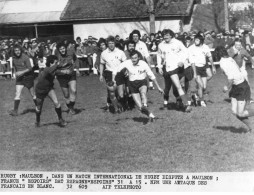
[{"x1": 0, "y1": 67, "x2": 254, "y2": 173}]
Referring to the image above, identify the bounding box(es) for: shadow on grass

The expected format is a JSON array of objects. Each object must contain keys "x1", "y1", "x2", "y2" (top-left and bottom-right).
[
  {"x1": 20, "y1": 108, "x2": 36, "y2": 115},
  {"x1": 224, "y1": 98, "x2": 231, "y2": 103},
  {"x1": 214, "y1": 126, "x2": 249, "y2": 134},
  {"x1": 62, "y1": 108, "x2": 85, "y2": 114},
  {"x1": 159, "y1": 103, "x2": 185, "y2": 112},
  {"x1": 133, "y1": 117, "x2": 149, "y2": 125}
]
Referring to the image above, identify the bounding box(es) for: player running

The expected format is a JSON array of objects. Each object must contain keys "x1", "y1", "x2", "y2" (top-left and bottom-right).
[
  {"x1": 9, "y1": 44, "x2": 37, "y2": 116},
  {"x1": 157, "y1": 29, "x2": 192, "y2": 112},
  {"x1": 35, "y1": 55, "x2": 67, "y2": 127},
  {"x1": 99, "y1": 36, "x2": 127, "y2": 113},
  {"x1": 113, "y1": 50, "x2": 164, "y2": 122},
  {"x1": 215, "y1": 46, "x2": 254, "y2": 132},
  {"x1": 188, "y1": 34, "x2": 216, "y2": 107}
]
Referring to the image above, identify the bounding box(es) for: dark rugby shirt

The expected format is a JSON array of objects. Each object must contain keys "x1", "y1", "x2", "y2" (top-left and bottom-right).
[
  {"x1": 13, "y1": 53, "x2": 32, "y2": 72},
  {"x1": 36, "y1": 64, "x2": 58, "y2": 94}
]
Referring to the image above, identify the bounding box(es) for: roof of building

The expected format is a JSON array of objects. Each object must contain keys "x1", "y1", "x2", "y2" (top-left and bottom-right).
[
  {"x1": 61, "y1": 0, "x2": 194, "y2": 21},
  {"x1": 0, "y1": 0, "x2": 68, "y2": 24}
]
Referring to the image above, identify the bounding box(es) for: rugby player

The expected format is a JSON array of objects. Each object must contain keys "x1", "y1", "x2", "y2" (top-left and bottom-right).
[
  {"x1": 157, "y1": 29, "x2": 192, "y2": 112},
  {"x1": 113, "y1": 50, "x2": 164, "y2": 121},
  {"x1": 55, "y1": 42, "x2": 80, "y2": 115},
  {"x1": 215, "y1": 46, "x2": 254, "y2": 132},
  {"x1": 35, "y1": 55, "x2": 67, "y2": 127},
  {"x1": 9, "y1": 44, "x2": 37, "y2": 116},
  {"x1": 188, "y1": 34, "x2": 216, "y2": 107},
  {"x1": 99, "y1": 36, "x2": 127, "y2": 113},
  {"x1": 130, "y1": 30, "x2": 154, "y2": 90}
]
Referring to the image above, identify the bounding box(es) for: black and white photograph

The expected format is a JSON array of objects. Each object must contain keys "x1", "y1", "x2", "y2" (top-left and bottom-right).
[{"x1": 0, "y1": 0, "x2": 254, "y2": 192}]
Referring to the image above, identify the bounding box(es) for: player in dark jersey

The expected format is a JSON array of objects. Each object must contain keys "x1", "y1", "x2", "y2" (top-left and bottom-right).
[
  {"x1": 55, "y1": 42, "x2": 80, "y2": 115},
  {"x1": 35, "y1": 55, "x2": 67, "y2": 127},
  {"x1": 9, "y1": 44, "x2": 37, "y2": 116}
]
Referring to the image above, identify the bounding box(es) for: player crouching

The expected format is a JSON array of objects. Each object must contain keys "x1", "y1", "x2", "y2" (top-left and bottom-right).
[
  {"x1": 113, "y1": 50, "x2": 164, "y2": 122},
  {"x1": 35, "y1": 55, "x2": 67, "y2": 127},
  {"x1": 215, "y1": 46, "x2": 254, "y2": 132}
]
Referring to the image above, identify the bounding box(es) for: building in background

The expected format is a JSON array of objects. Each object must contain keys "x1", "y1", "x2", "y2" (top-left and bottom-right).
[
  {"x1": 60, "y1": 0, "x2": 195, "y2": 39},
  {"x1": 0, "y1": 0, "x2": 73, "y2": 41}
]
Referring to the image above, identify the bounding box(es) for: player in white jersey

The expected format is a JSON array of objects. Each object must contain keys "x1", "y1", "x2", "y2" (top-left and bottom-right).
[
  {"x1": 157, "y1": 29, "x2": 192, "y2": 112},
  {"x1": 113, "y1": 50, "x2": 164, "y2": 122},
  {"x1": 130, "y1": 30, "x2": 154, "y2": 89},
  {"x1": 215, "y1": 46, "x2": 253, "y2": 132},
  {"x1": 100, "y1": 36, "x2": 127, "y2": 113},
  {"x1": 188, "y1": 34, "x2": 216, "y2": 107}
]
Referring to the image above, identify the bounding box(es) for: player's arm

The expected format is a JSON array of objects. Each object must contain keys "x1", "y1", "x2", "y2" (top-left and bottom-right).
[
  {"x1": 145, "y1": 63, "x2": 163, "y2": 94},
  {"x1": 15, "y1": 56, "x2": 32, "y2": 77},
  {"x1": 157, "y1": 45, "x2": 164, "y2": 75},
  {"x1": 208, "y1": 54, "x2": 216, "y2": 74},
  {"x1": 178, "y1": 42, "x2": 188, "y2": 66},
  {"x1": 73, "y1": 54, "x2": 80, "y2": 76},
  {"x1": 243, "y1": 49, "x2": 254, "y2": 66},
  {"x1": 99, "y1": 53, "x2": 106, "y2": 82},
  {"x1": 223, "y1": 79, "x2": 233, "y2": 93}
]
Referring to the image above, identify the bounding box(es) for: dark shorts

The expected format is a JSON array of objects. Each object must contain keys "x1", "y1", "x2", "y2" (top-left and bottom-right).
[
  {"x1": 115, "y1": 71, "x2": 128, "y2": 86},
  {"x1": 103, "y1": 70, "x2": 113, "y2": 84},
  {"x1": 196, "y1": 66, "x2": 207, "y2": 77},
  {"x1": 16, "y1": 74, "x2": 34, "y2": 89},
  {"x1": 128, "y1": 79, "x2": 148, "y2": 94},
  {"x1": 229, "y1": 80, "x2": 251, "y2": 101},
  {"x1": 57, "y1": 72, "x2": 76, "y2": 88},
  {"x1": 184, "y1": 66, "x2": 194, "y2": 81},
  {"x1": 164, "y1": 68, "x2": 180, "y2": 78},
  {"x1": 36, "y1": 90, "x2": 50, "y2": 100}
]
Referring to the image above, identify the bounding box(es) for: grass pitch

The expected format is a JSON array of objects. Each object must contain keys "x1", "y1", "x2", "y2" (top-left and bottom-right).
[{"x1": 0, "y1": 67, "x2": 253, "y2": 172}]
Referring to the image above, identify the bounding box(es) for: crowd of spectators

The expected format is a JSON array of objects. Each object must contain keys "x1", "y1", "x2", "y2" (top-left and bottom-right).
[{"x1": 1, "y1": 28, "x2": 254, "y2": 79}]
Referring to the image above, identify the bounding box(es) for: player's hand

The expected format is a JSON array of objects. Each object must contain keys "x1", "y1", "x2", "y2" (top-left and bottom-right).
[
  {"x1": 99, "y1": 75, "x2": 104, "y2": 82},
  {"x1": 178, "y1": 62, "x2": 184, "y2": 67},
  {"x1": 15, "y1": 71, "x2": 23, "y2": 78},
  {"x1": 65, "y1": 69, "x2": 71, "y2": 75},
  {"x1": 212, "y1": 67, "x2": 216, "y2": 74},
  {"x1": 158, "y1": 68, "x2": 163, "y2": 75},
  {"x1": 158, "y1": 87, "x2": 164, "y2": 94},
  {"x1": 76, "y1": 70, "x2": 81, "y2": 77},
  {"x1": 193, "y1": 74, "x2": 197, "y2": 80},
  {"x1": 223, "y1": 86, "x2": 228, "y2": 93}
]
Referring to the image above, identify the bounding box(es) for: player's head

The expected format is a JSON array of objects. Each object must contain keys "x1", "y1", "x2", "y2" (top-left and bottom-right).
[
  {"x1": 214, "y1": 46, "x2": 229, "y2": 61},
  {"x1": 162, "y1": 29, "x2": 175, "y2": 43},
  {"x1": 194, "y1": 34, "x2": 204, "y2": 46},
  {"x1": 130, "y1": 50, "x2": 140, "y2": 65},
  {"x1": 127, "y1": 40, "x2": 136, "y2": 52},
  {"x1": 46, "y1": 55, "x2": 58, "y2": 67},
  {"x1": 130, "y1": 30, "x2": 141, "y2": 43},
  {"x1": 13, "y1": 44, "x2": 23, "y2": 57},
  {"x1": 57, "y1": 42, "x2": 67, "y2": 56},
  {"x1": 107, "y1": 36, "x2": 116, "y2": 51},
  {"x1": 97, "y1": 38, "x2": 107, "y2": 51}
]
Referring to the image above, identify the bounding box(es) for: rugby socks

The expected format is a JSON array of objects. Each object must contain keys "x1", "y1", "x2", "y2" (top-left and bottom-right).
[
  {"x1": 14, "y1": 100, "x2": 20, "y2": 112},
  {"x1": 33, "y1": 98, "x2": 37, "y2": 106},
  {"x1": 111, "y1": 98, "x2": 119, "y2": 111},
  {"x1": 55, "y1": 107, "x2": 63, "y2": 120},
  {"x1": 107, "y1": 96, "x2": 111, "y2": 104}
]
